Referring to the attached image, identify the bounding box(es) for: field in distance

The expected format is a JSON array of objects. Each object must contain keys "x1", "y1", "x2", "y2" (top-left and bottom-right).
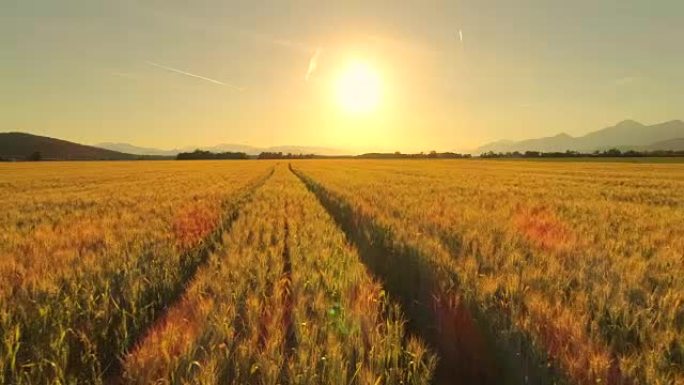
[{"x1": 1, "y1": 159, "x2": 682, "y2": 385}]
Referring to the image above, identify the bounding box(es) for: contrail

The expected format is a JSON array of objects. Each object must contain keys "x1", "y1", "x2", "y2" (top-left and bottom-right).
[
  {"x1": 458, "y1": 29, "x2": 463, "y2": 43},
  {"x1": 305, "y1": 48, "x2": 321, "y2": 81},
  {"x1": 146, "y1": 61, "x2": 243, "y2": 90}
]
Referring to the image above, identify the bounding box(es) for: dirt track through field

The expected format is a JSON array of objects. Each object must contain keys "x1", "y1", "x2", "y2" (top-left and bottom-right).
[
  {"x1": 106, "y1": 167, "x2": 274, "y2": 385},
  {"x1": 278, "y1": 217, "x2": 296, "y2": 383},
  {"x1": 117, "y1": 163, "x2": 541, "y2": 385},
  {"x1": 290, "y1": 164, "x2": 525, "y2": 385}
]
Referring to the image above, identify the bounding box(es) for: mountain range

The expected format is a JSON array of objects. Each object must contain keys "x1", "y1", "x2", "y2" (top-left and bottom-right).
[
  {"x1": 2, "y1": 119, "x2": 683, "y2": 161},
  {"x1": 475, "y1": 120, "x2": 684, "y2": 153},
  {"x1": 96, "y1": 142, "x2": 345, "y2": 156},
  {"x1": 0, "y1": 133, "x2": 345, "y2": 160}
]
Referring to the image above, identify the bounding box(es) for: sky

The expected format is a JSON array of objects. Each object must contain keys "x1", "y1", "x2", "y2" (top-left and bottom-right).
[{"x1": 1, "y1": 0, "x2": 683, "y2": 153}]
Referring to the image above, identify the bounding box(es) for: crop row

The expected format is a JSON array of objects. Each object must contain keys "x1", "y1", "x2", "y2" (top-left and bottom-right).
[
  {"x1": 293, "y1": 159, "x2": 684, "y2": 385},
  {"x1": 0, "y1": 161, "x2": 273, "y2": 384},
  {"x1": 121, "y1": 164, "x2": 435, "y2": 384}
]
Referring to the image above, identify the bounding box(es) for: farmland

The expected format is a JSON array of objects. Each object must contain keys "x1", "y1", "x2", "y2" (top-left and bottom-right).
[
  {"x1": 0, "y1": 161, "x2": 273, "y2": 384},
  {"x1": 293, "y1": 160, "x2": 684, "y2": 385},
  {"x1": 1, "y1": 159, "x2": 683, "y2": 385}
]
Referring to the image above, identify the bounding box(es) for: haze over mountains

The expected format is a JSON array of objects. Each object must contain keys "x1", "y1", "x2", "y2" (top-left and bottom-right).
[
  {"x1": 2, "y1": 119, "x2": 683, "y2": 161},
  {"x1": 641, "y1": 138, "x2": 684, "y2": 151},
  {"x1": 101, "y1": 120, "x2": 684, "y2": 157},
  {"x1": 0, "y1": 133, "x2": 346, "y2": 160},
  {"x1": 96, "y1": 142, "x2": 345, "y2": 156},
  {"x1": 476, "y1": 120, "x2": 684, "y2": 153}
]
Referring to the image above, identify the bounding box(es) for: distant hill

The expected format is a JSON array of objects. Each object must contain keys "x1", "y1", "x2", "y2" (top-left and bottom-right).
[
  {"x1": 266, "y1": 145, "x2": 344, "y2": 156},
  {"x1": 96, "y1": 142, "x2": 345, "y2": 156},
  {"x1": 476, "y1": 120, "x2": 684, "y2": 153},
  {"x1": 0, "y1": 132, "x2": 137, "y2": 160},
  {"x1": 636, "y1": 137, "x2": 684, "y2": 151},
  {"x1": 94, "y1": 142, "x2": 178, "y2": 156}
]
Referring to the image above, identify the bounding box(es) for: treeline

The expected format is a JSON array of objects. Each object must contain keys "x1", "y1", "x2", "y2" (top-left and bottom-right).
[
  {"x1": 0, "y1": 151, "x2": 41, "y2": 162},
  {"x1": 176, "y1": 149, "x2": 249, "y2": 160},
  {"x1": 357, "y1": 151, "x2": 471, "y2": 159},
  {"x1": 257, "y1": 152, "x2": 316, "y2": 159},
  {"x1": 480, "y1": 149, "x2": 684, "y2": 158},
  {"x1": 176, "y1": 150, "x2": 320, "y2": 160},
  {"x1": 0, "y1": 151, "x2": 170, "y2": 162}
]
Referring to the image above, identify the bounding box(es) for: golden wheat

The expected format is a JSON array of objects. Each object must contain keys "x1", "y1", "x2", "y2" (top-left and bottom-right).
[
  {"x1": 294, "y1": 159, "x2": 684, "y2": 385},
  {"x1": 0, "y1": 160, "x2": 273, "y2": 384},
  {"x1": 123, "y1": 164, "x2": 435, "y2": 385},
  {"x1": 4, "y1": 157, "x2": 680, "y2": 385}
]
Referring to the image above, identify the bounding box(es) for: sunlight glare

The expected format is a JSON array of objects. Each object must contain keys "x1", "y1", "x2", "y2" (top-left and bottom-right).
[{"x1": 335, "y1": 60, "x2": 381, "y2": 115}]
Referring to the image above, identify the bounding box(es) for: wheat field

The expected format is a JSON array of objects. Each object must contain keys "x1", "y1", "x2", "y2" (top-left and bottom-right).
[{"x1": 1, "y1": 159, "x2": 682, "y2": 385}]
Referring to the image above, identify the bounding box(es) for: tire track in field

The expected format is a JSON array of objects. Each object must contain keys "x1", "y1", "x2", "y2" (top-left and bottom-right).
[
  {"x1": 106, "y1": 167, "x2": 275, "y2": 385},
  {"x1": 290, "y1": 164, "x2": 555, "y2": 385},
  {"x1": 279, "y1": 216, "x2": 297, "y2": 383}
]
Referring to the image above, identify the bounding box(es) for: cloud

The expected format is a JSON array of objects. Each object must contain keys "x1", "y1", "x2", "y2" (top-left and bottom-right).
[
  {"x1": 458, "y1": 29, "x2": 463, "y2": 43},
  {"x1": 305, "y1": 48, "x2": 322, "y2": 81},
  {"x1": 146, "y1": 61, "x2": 244, "y2": 90}
]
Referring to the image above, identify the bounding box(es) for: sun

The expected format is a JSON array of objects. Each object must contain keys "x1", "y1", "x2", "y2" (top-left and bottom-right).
[{"x1": 335, "y1": 60, "x2": 381, "y2": 115}]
